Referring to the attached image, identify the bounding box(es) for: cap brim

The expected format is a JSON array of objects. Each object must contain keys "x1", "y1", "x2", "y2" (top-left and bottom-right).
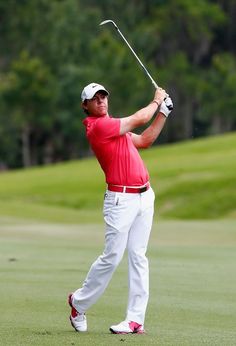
[
  {"x1": 82, "y1": 88, "x2": 109, "y2": 102},
  {"x1": 88, "y1": 88, "x2": 108, "y2": 99}
]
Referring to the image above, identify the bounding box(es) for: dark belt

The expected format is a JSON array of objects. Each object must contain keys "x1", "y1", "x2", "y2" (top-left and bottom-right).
[{"x1": 107, "y1": 182, "x2": 150, "y2": 194}]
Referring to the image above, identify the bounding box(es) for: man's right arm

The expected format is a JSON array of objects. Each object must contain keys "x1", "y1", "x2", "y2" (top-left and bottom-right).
[{"x1": 119, "y1": 87, "x2": 166, "y2": 135}]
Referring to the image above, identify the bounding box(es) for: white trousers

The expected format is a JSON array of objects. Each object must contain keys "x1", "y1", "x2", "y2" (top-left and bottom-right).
[{"x1": 73, "y1": 187, "x2": 155, "y2": 325}]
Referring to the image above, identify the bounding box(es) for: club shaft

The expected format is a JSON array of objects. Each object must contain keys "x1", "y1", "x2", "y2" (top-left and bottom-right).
[{"x1": 114, "y1": 27, "x2": 158, "y2": 89}]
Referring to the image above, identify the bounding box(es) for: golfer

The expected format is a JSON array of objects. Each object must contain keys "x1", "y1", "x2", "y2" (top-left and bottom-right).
[{"x1": 68, "y1": 82, "x2": 173, "y2": 334}]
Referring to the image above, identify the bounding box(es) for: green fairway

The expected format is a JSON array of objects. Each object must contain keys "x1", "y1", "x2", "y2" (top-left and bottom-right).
[
  {"x1": 0, "y1": 133, "x2": 236, "y2": 345},
  {"x1": 0, "y1": 219, "x2": 236, "y2": 346},
  {"x1": 0, "y1": 132, "x2": 235, "y2": 222}
]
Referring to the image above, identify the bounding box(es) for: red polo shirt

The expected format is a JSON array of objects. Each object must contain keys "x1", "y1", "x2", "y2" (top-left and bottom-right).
[{"x1": 83, "y1": 115, "x2": 149, "y2": 186}]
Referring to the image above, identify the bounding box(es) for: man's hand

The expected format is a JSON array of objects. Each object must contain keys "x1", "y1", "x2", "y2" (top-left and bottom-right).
[
  {"x1": 153, "y1": 87, "x2": 166, "y2": 106},
  {"x1": 159, "y1": 97, "x2": 174, "y2": 117}
]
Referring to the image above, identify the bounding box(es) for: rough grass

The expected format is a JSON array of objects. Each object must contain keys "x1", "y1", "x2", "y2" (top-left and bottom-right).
[
  {"x1": 0, "y1": 132, "x2": 235, "y2": 223},
  {"x1": 0, "y1": 219, "x2": 235, "y2": 346}
]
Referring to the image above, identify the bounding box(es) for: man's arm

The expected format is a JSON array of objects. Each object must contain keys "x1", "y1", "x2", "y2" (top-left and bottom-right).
[
  {"x1": 119, "y1": 87, "x2": 166, "y2": 135},
  {"x1": 131, "y1": 113, "x2": 166, "y2": 149},
  {"x1": 131, "y1": 97, "x2": 174, "y2": 149}
]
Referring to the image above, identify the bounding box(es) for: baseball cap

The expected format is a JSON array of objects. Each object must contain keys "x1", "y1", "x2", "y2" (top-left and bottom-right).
[{"x1": 81, "y1": 83, "x2": 109, "y2": 102}]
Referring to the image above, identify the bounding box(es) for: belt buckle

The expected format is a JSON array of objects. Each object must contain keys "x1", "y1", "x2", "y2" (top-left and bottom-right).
[{"x1": 140, "y1": 186, "x2": 147, "y2": 193}]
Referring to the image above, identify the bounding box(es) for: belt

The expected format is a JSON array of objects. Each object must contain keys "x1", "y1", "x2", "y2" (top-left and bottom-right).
[{"x1": 107, "y1": 182, "x2": 150, "y2": 194}]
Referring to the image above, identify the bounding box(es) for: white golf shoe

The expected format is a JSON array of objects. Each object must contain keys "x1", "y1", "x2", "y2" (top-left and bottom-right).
[
  {"x1": 68, "y1": 293, "x2": 87, "y2": 332},
  {"x1": 110, "y1": 320, "x2": 145, "y2": 334}
]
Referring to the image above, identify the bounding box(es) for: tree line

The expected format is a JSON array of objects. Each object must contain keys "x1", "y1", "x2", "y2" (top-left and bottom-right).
[{"x1": 0, "y1": 0, "x2": 236, "y2": 169}]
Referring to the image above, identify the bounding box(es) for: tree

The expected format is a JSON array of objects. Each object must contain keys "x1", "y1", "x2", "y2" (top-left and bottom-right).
[
  {"x1": 1, "y1": 51, "x2": 57, "y2": 166},
  {"x1": 0, "y1": 0, "x2": 236, "y2": 169},
  {"x1": 198, "y1": 52, "x2": 236, "y2": 134}
]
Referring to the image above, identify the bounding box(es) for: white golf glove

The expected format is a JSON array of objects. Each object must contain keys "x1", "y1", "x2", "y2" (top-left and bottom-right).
[{"x1": 159, "y1": 97, "x2": 173, "y2": 117}]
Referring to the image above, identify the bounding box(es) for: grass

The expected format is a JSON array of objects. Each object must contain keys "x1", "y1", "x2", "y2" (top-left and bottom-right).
[
  {"x1": 0, "y1": 219, "x2": 236, "y2": 345},
  {"x1": 0, "y1": 133, "x2": 236, "y2": 344},
  {"x1": 0, "y1": 132, "x2": 235, "y2": 222}
]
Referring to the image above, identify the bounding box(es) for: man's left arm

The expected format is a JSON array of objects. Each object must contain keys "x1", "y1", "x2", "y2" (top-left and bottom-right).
[{"x1": 131, "y1": 97, "x2": 173, "y2": 149}]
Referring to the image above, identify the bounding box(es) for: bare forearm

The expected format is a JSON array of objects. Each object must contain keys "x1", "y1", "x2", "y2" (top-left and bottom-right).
[
  {"x1": 120, "y1": 102, "x2": 159, "y2": 135},
  {"x1": 132, "y1": 113, "x2": 166, "y2": 148},
  {"x1": 120, "y1": 86, "x2": 166, "y2": 135},
  {"x1": 132, "y1": 101, "x2": 159, "y2": 126}
]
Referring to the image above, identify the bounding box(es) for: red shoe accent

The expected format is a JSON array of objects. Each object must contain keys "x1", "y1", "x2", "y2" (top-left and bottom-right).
[
  {"x1": 68, "y1": 293, "x2": 78, "y2": 318},
  {"x1": 129, "y1": 321, "x2": 144, "y2": 334}
]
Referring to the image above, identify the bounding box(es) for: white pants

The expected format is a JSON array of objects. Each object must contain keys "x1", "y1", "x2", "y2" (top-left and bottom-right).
[{"x1": 73, "y1": 187, "x2": 155, "y2": 325}]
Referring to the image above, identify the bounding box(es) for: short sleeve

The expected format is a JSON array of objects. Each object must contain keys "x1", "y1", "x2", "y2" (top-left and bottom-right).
[{"x1": 93, "y1": 116, "x2": 120, "y2": 139}]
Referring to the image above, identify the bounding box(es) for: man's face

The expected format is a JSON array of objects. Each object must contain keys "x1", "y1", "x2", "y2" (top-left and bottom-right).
[{"x1": 83, "y1": 91, "x2": 108, "y2": 117}]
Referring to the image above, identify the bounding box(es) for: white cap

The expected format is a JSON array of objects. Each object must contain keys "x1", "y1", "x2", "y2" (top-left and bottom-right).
[{"x1": 81, "y1": 83, "x2": 109, "y2": 102}]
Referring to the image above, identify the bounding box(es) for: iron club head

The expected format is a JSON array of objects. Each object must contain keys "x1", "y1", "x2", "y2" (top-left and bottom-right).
[{"x1": 99, "y1": 20, "x2": 118, "y2": 29}]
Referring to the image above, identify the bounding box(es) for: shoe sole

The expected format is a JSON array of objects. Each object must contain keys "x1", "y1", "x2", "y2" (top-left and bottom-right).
[
  {"x1": 70, "y1": 316, "x2": 78, "y2": 332},
  {"x1": 68, "y1": 293, "x2": 73, "y2": 308},
  {"x1": 109, "y1": 328, "x2": 145, "y2": 334}
]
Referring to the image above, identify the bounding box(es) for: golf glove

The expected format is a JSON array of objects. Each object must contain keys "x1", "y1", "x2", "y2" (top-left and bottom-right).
[{"x1": 159, "y1": 97, "x2": 173, "y2": 117}]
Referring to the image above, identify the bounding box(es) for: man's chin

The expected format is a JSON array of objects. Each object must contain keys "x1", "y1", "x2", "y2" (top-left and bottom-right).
[
  {"x1": 99, "y1": 112, "x2": 108, "y2": 117},
  {"x1": 91, "y1": 110, "x2": 108, "y2": 117}
]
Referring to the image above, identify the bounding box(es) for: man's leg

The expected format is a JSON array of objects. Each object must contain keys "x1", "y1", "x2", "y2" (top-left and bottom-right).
[
  {"x1": 72, "y1": 225, "x2": 128, "y2": 312},
  {"x1": 126, "y1": 188, "x2": 155, "y2": 325},
  {"x1": 72, "y1": 191, "x2": 139, "y2": 313}
]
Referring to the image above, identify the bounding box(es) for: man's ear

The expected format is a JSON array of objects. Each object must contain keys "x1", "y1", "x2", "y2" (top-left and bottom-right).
[
  {"x1": 82, "y1": 101, "x2": 88, "y2": 111},
  {"x1": 81, "y1": 101, "x2": 89, "y2": 114}
]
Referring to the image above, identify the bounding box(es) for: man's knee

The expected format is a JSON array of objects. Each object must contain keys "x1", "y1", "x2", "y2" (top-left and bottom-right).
[
  {"x1": 99, "y1": 251, "x2": 123, "y2": 270},
  {"x1": 128, "y1": 248, "x2": 148, "y2": 264}
]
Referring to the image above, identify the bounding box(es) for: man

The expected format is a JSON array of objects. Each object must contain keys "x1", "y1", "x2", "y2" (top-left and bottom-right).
[{"x1": 68, "y1": 82, "x2": 173, "y2": 334}]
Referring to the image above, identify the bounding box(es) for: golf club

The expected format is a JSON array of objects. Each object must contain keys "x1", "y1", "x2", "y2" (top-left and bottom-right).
[{"x1": 99, "y1": 19, "x2": 158, "y2": 89}]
